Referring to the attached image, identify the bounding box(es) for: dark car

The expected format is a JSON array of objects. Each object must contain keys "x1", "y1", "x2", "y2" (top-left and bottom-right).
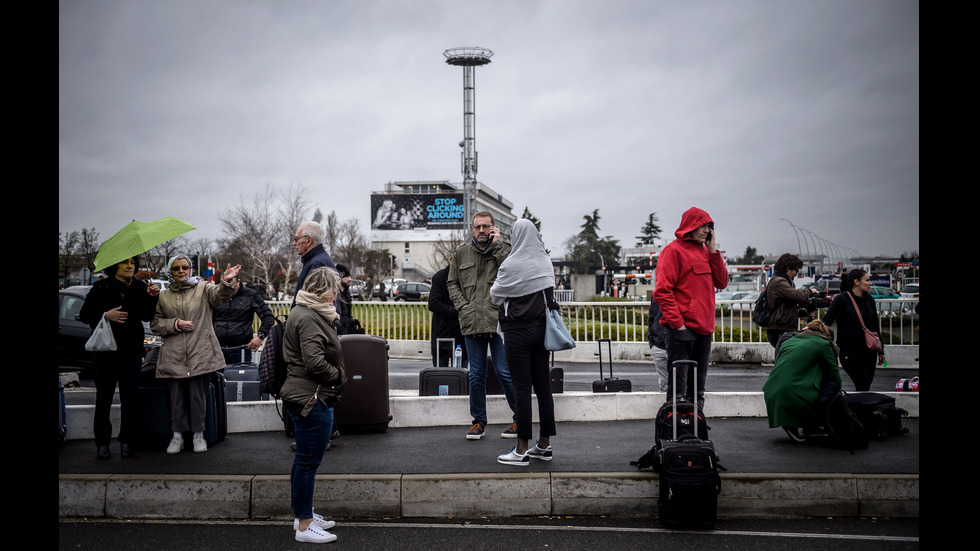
[
  {"x1": 58, "y1": 285, "x2": 161, "y2": 371},
  {"x1": 392, "y1": 282, "x2": 431, "y2": 302}
]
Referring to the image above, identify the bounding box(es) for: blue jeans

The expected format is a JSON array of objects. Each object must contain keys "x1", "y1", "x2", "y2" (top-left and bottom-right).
[
  {"x1": 288, "y1": 400, "x2": 334, "y2": 520},
  {"x1": 465, "y1": 333, "x2": 517, "y2": 426}
]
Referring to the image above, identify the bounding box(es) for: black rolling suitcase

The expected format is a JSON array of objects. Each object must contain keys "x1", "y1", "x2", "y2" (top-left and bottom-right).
[
  {"x1": 419, "y1": 338, "x2": 469, "y2": 395},
  {"x1": 843, "y1": 392, "x2": 909, "y2": 440},
  {"x1": 657, "y1": 360, "x2": 722, "y2": 529},
  {"x1": 203, "y1": 371, "x2": 228, "y2": 444},
  {"x1": 334, "y1": 334, "x2": 392, "y2": 433},
  {"x1": 592, "y1": 338, "x2": 631, "y2": 393}
]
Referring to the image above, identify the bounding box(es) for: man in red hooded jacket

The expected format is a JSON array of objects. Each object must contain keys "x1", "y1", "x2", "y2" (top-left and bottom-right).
[{"x1": 654, "y1": 207, "x2": 728, "y2": 408}]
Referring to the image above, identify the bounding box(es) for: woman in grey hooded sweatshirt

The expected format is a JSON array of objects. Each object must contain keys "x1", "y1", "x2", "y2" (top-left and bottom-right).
[{"x1": 490, "y1": 219, "x2": 559, "y2": 466}]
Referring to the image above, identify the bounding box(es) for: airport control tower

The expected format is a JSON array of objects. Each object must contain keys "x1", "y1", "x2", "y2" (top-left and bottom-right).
[{"x1": 443, "y1": 46, "x2": 493, "y2": 223}]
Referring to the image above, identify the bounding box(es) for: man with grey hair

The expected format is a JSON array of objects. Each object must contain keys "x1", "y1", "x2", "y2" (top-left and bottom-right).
[{"x1": 292, "y1": 221, "x2": 337, "y2": 308}]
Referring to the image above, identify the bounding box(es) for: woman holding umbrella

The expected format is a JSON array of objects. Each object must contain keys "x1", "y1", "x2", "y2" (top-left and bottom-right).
[
  {"x1": 79, "y1": 257, "x2": 160, "y2": 459},
  {"x1": 151, "y1": 254, "x2": 241, "y2": 454}
]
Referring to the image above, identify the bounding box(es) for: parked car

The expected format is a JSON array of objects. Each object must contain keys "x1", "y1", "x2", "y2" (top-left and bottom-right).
[
  {"x1": 731, "y1": 292, "x2": 759, "y2": 312},
  {"x1": 58, "y1": 285, "x2": 161, "y2": 372},
  {"x1": 392, "y1": 282, "x2": 431, "y2": 302},
  {"x1": 870, "y1": 286, "x2": 899, "y2": 300},
  {"x1": 376, "y1": 278, "x2": 406, "y2": 298},
  {"x1": 899, "y1": 283, "x2": 919, "y2": 299},
  {"x1": 815, "y1": 278, "x2": 842, "y2": 295},
  {"x1": 715, "y1": 291, "x2": 738, "y2": 302},
  {"x1": 150, "y1": 279, "x2": 169, "y2": 292}
]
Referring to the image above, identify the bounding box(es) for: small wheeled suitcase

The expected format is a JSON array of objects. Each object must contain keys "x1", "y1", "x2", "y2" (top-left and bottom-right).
[
  {"x1": 656, "y1": 360, "x2": 723, "y2": 529},
  {"x1": 550, "y1": 352, "x2": 564, "y2": 394},
  {"x1": 419, "y1": 338, "x2": 469, "y2": 396},
  {"x1": 334, "y1": 334, "x2": 392, "y2": 433},
  {"x1": 222, "y1": 346, "x2": 266, "y2": 402},
  {"x1": 592, "y1": 338, "x2": 631, "y2": 392}
]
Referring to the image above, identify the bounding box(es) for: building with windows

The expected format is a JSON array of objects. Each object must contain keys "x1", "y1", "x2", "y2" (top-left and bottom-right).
[{"x1": 369, "y1": 180, "x2": 516, "y2": 281}]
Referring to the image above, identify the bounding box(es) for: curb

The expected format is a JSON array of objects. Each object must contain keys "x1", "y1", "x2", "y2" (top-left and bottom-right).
[{"x1": 59, "y1": 472, "x2": 919, "y2": 520}]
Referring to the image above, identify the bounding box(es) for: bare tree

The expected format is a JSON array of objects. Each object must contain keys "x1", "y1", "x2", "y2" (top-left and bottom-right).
[
  {"x1": 276, "y1": 181, "x2": 314, "y2": 290},
  {"x1": 219, "y1": 183, "x2": 288, "y2": 291},
  {"x1": 334, "y1": 218, "x2": 369, "y2": 271},
  {"x1": 428, "y1": 229, "x2": 469, "y2": 270},
  {"x1": 59, "y1": 230, "x2": 82, "y2": 285},
  {"x1": 324, "y1": 209, "x2": 340, "y2": 255}
]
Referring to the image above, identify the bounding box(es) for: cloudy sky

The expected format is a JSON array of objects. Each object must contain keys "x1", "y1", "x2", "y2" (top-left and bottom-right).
[{"x1": 59, "y1": 0, "x2": 919, "y2": 266}]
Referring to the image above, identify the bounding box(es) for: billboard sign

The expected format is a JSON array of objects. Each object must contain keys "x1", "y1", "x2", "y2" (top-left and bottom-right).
[{"x1": 371, "y1": 193, "x2": 465, "y2": 230}]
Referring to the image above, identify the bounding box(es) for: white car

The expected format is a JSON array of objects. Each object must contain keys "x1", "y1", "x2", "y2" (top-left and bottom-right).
[
  {"x1": 731, "y1": 292, "x2": 759, "y2": 312},
  {"x1": 899, "y1": 283, "x2": 919, "y2": 299}
]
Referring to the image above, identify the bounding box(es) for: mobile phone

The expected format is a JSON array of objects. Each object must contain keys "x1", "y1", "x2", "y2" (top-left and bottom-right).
[{"x1": 705, "y1": 230, "x2": 712, "y2": 242}]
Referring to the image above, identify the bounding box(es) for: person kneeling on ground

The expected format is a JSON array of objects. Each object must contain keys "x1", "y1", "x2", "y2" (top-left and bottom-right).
[{"x1": 762, "y1": 319, "x2": 842, "y2": 442}]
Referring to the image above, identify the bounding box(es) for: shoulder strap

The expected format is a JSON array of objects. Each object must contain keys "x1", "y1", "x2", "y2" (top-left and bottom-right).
[{"x1": 846, "y1": 292, "x2": 868, "y2": 329}]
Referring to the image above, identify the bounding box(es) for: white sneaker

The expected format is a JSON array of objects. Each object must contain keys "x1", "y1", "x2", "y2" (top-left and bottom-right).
[
  {"x1": 294, "y1": 510, "x2": 336, "y2": 531},
  {"x1": 192, "y1": 434, "x2": 208, "y2": 453},
  {"x1": 166, "y1": 436, "x2": 184, "y2": 455},
  {"x1": 295, "y1": 523, "x2": 337, "y2": 543}
]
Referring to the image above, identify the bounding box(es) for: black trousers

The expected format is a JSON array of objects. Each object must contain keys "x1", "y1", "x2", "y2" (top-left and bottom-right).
[
  {"x1": 502, "y1": 322, "x2": 556, "y2": 441},
  {"x1": 663, "y1": 327, "x2": 712, "y2": 409},
  {"x1": 839, "y1": 346, "x2": 878, "y2": 391},
  {"x1": 92, "y1": 349, "x2": 143, "y2": 446}
]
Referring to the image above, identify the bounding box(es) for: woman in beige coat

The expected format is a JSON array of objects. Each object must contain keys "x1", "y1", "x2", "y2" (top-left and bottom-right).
[{"x1": 151, "y1": 254, "x2": 241, "y2": 454}]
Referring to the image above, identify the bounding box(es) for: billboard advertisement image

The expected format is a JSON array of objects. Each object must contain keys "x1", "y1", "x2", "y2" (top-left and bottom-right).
[{"x1": 371, "y1": 193, "x2": 465, "y2": 230}]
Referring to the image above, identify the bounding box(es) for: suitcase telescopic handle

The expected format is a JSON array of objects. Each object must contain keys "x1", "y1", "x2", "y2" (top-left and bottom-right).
[
  {"x1": 671, "y1": 359, "x2": 699, "y2": 440},
  {"x1": 598, "y1": 338, "x2": 612, "y2": 379}
]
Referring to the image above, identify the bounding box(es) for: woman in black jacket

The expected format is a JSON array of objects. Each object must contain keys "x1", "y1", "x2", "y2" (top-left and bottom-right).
[
  {"x1": 821, "y1": 268, "x2": 885, "y2": 391},
  {"x1": 79, "y1": 257, "x2": 159, "y2": 459},
  {"x1": 490, "y1": 219, "x2": 558, "y2": 466}
]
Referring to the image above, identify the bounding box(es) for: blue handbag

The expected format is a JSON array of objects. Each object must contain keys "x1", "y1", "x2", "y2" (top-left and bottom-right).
[{"x1": 543, "y1": 291, "x2": 575, "y2": 351}]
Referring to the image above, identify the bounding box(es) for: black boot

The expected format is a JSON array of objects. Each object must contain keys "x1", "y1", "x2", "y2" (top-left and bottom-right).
[
  {"x1": 120, "y1": 442, "x2": 134, "y2": 458},
  {"x1": 96, "y1": 445, "x2": 111, "y2": 460}
]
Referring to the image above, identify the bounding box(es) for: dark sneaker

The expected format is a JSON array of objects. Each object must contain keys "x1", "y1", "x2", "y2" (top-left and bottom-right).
[
  {"x1": 466, "y1": 422, "x2": 485, "y2": 440},
  {"x1": 527, "y1": 443, "x2": 553, "y2": 461},
  {"x1": 501, "y1": 422, "x2": 518, "y2": 438},
  {"x1": 497, "y1": 447, "x2": 530, "y2": 466}
]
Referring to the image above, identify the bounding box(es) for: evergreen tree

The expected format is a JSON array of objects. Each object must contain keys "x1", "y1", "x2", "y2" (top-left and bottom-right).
[{"x1": 635, "y1": 212, "x2": 662, "y2": 246}]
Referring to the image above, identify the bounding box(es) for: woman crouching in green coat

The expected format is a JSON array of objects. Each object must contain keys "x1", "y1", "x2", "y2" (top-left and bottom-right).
[{"x1": 762, "y1": 320, "x2": 841, "y2": 442}]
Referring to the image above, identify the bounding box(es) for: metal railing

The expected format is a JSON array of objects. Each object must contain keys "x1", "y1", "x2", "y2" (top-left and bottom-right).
[{"x1": 261, "y1": 298, "x2": 919, "y2": 345}]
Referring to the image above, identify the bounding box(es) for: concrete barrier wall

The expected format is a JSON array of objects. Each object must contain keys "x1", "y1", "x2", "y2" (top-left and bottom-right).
[{"x1": 59, "y1": 472, "x2": 919, "y2": 520}]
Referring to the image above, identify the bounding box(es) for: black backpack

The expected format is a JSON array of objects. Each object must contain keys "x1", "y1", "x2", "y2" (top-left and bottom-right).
[{"x1": 751, "y1": 286, "x2": 771, "y2": 327}]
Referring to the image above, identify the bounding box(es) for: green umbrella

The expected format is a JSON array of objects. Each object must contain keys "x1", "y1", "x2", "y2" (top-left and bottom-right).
[{"x1": 93, "y1": 217, "x2": 196, "y2": 272}]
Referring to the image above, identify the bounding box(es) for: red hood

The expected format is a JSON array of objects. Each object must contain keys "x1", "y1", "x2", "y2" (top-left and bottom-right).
[{"x1": 674, "y1": 207, "x2": 714, "y2": 240}]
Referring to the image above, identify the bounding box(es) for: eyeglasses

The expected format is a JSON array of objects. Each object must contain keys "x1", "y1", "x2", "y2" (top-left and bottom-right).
[
  {"x1": 172, "y1": 265, "x2": 191, "y2": 272},
  {"x1": 472, "y1": 224, "x2": 493, "y2": 230},
  {"x1": 293, "y1": 235, "x2": 310, "y2": 243}
]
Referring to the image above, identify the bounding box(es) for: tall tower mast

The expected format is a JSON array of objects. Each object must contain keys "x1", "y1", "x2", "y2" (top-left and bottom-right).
[{"x1": 443, "y1": 47, "x2": 493, "y2": 225}]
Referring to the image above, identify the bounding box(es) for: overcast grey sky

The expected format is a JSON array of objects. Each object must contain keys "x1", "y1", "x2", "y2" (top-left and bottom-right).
[{"x1": 59, "y1": 0, "x2": 919, "y2": 265}]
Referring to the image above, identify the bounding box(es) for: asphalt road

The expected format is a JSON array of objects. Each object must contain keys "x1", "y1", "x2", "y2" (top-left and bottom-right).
[{"x1": 58, "y1": 517, "x2": 920, "y2": 551}]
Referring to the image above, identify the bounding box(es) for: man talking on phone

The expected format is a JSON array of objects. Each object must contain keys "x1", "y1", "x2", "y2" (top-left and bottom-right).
[
  {"x1": 448, "y1": 211, "x2": 518, "y2": 441},
  {"x1": 653, "y1": 207, "x2": 728, "y2": 409}
]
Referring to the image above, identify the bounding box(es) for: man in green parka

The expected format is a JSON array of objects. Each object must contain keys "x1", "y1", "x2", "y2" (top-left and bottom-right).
[{"x1": 762, "y1": 320, "x2": 842, "y2": 441}]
